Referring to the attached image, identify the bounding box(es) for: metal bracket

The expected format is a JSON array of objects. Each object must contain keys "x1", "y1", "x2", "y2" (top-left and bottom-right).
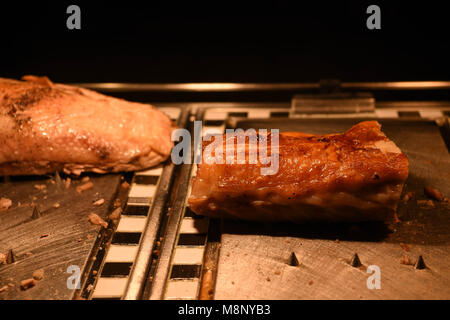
[{"x1": 290, "y1": 92, "x2": 375, "y2": 116}]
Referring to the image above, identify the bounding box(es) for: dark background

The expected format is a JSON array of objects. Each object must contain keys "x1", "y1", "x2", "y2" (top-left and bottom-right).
[{"x1": 1, "y1": 1, "x2": 449, "y2": 83}]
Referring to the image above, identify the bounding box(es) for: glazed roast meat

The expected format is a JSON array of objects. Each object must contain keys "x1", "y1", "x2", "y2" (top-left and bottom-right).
[
  {"x1": 188, "y1": 121, "x2": 409, "y2": 223},
  {"x1": 0, "y1": 76, "x2": 176, "y2": 175}
]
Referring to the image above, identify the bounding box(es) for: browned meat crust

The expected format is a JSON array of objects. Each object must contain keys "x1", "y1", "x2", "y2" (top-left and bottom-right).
[
  {"x1": 0, "y1": 76, "x2": 176, "y2": 175},
  {"x1": 188, "y1": 121, "x2": 409, "y2": 223}
]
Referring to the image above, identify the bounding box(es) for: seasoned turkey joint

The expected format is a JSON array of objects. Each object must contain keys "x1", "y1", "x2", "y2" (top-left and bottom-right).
[
  {"x1": 188, "y1": 121, "x2": 409, "y2": 223},
  {"x1": 0, "y1": 76, "x2": 176, "y2": 175}
]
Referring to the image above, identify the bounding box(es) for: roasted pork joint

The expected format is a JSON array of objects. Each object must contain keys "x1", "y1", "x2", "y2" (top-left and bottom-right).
[
  {"x1": 188, "y1": 121, "x2": 409, "y2": 223},
  {"x1": 0, "y1": 76, "x2": 176, "y2": 175}
]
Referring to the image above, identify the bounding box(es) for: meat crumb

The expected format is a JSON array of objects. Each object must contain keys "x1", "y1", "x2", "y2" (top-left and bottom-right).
[
  {"x1": 274, "y1": 271, "x2": 281, "y2": 275},
  {"x1": 113, "y1": 198, "x2": 121, "y2": 208},
  {"x1": 65, "y1": 177, "x2": 71, "y2": 189},
  {"x1": 20, "y1": 278, "x2": 36, "y2": 290},
  {"x1": 32, "y1": 269, "x2": 44, "y2": 281},
  {"x1": 53, "y1": 203, "x2": 60, "y2": 208},
  {"x1": 108, "y1": 207, "x2": 121, "y2": 221},
  {"x1": 400, "y1": 255, "x2": 413, "y2": 265},
  {"x1": 417, "y1": 199, "x2": 435, "y2": 208},
  {"x1": 72, "y1": 169, "x2": 82, "y2": 176},
  {"x1": 335, "y1": 239, "x2": 340, "y2": 244},
  {"x1": 424, "y1": 186, "x2": 444, "y2": 201},
  {"x1": 0, "y1": 197, "x2": 12, "y2": 211},
  {"x1": 86, "y1": 284, "x2": 94, "y2": 292},
  {"x1": 77, "y1": 182, "x2": 94, "y2": 193},
  {"x1": 93, "y1": 198, "x2": 105, "y2": 206},
  {"x1": 34, "y1": 184, "x2": 46, "y2": 191},
  {"x1": 402, "y1": 192, "x2": 415, "y2": 203},
  {"x1": 400, "y1": 243, "x2": 411, "y2": 252},
  {"x1": 88, "y1": 213, "x2": 108, "y2": 228},
  {"x1": 121, "y1": 181, "x2": 130, "y2": 189},
  {"x1": 74, "y1": 293, "x2": 86, "y2": 300},
  {"x1": 81, "y1": 176, "x2": 90, "y2": 183}
]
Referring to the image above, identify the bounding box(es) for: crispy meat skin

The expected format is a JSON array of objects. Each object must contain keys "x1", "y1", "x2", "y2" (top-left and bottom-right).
[
  {"x1": 188, "y1": 121, "x2": 409, "y2": 222},
  {"x1": 0, "y1": 76, "x2": 175, "y2": 175}
]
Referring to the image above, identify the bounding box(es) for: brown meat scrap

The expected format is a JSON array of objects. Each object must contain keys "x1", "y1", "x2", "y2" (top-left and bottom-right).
[
  {"x1": 0, "y1": 76, "x2": 176, "y2": 176},
  {"x1": 88, "y1": 213, "x2": 108, "y2": 228},
  {"x1": 32, "y1": 269, "x2": 45, "y2": 281},
  {"x1": 113, "y1": 198, "x2": 121, "y2": 208},
  {"x1": 189, "y1": 121, "x2": 409, "y2": 222},
  {"x1": 402, "y1": 192, "x2": 414, "y2": 203},
  {"x1": 400, "y1": 243, "x2": 412, "y2": 252},
  {"x1": 108, "y1": 207, "x2": 122, "y2": 221},
  {"x1": 76, "y1": 181, "x2": 94, "y2": 193},
  {"x1": 93, "y1": 198, "x2": 105, "y2": 206},
  {"x1": 20, "y1": 278, "x2": 36, "y2": 290},
  {"x1": 417, "y1": 200, "x2": 435, "y2": 209},
  {"x1": 0, "y1": 197, "x2": 12, "y2": 211},
  {"x1": 400, "y1": 255, "x2": 413, "y2": 265},
  {"x1": 424, "y1": 186, "x2": 444, "y2": 201},
  {"x1": 65, "y1": 177, "x2": 71, "y2": 189}
]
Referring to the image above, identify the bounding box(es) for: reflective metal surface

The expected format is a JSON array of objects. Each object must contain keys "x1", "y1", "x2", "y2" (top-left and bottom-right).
[{"x1": 71, "y1": 81, "x2": 450, "y2": 92}]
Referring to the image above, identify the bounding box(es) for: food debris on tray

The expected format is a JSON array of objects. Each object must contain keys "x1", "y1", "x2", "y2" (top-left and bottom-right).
[
  {"x1": 0, "y1": 197, "x2": 12, "y2": 211},
  {"x1": 88, "y1": 213, "x2": 108, "y2": 228},
  {"x1": 20, "y1": 278, "x2": 36, "y2": 291},
  {"x1": 92, "y1": 198, "x2": 105, "y2": 206},
  {"x1": 400, "y1": 255, "x2": 413, "y2": 265},
  {"x1": 76, "y1": 181, "x2": 94, "y2": 193},
  {"x1": 32, "y1": 269, "x2": 44, "y2": 281},
  {"x1": 424, "y1": 186, "x2": 444, "y2": 201}
]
